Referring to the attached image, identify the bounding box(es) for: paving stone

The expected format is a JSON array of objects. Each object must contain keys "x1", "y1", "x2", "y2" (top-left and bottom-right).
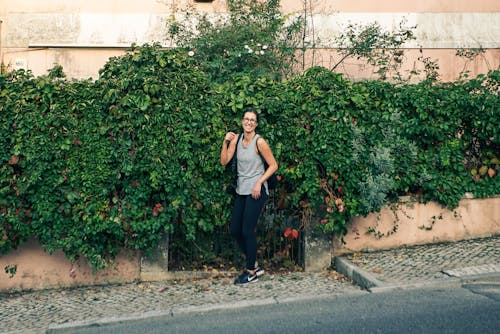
[
  {"x1": 0, "y1": 272, "x2": 359, "y2": 333},
  {"x1": 443, "y1": 264, "x2": 500, "y2": 277},
  {"x1": 344, "y1": 235, "x2": 500, "y2": 283}
]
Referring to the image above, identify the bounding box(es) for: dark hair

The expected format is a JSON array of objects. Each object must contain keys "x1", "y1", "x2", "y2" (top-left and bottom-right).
[{"x1": 243, "y1": 109, "x2": 259, "y2": 122}]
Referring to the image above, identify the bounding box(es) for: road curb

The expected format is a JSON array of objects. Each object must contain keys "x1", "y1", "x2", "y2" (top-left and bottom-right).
[
  {"x1": 45, "y1": 299, "x2": 273, "y2": 333},
  {"x1": 334, "y1": 255, "x2": 500, "y2": 294},
  {"x1": 368, "y1": 277, "x2": 464, "y2": 293},
  {"x1": 45, "y1": 291, "x2": 369, "y2": 333},
  {"x1": 333, "y1": 256, "x2": 386, "y2": 289}
]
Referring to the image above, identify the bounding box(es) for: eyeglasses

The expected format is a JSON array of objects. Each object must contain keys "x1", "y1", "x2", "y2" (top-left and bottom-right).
[{"x1": 242, "y1": 117, "x2": 257, "y2": 124}]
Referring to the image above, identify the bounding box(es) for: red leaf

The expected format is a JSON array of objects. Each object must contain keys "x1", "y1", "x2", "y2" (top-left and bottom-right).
[{"x1": 8, "y1": 155, "x2": 19, "y2": 165}]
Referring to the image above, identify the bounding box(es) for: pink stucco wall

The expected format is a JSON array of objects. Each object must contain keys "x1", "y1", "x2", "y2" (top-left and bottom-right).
[
  {"x1": 333, "y1": 197, "x2": 500, "y2": 255},
  {"x1": 282, "y1": 0, "x2": 500, "y2": 13},
  {"x1": 2, "y1": 0, "x2": 500, "y2": 14},
  {"x1": 301, "y1": 48, "x2": 500, "y2": 82},
  {"x1": 0, "y1": 239, "x2": 140, "y2": 292}
]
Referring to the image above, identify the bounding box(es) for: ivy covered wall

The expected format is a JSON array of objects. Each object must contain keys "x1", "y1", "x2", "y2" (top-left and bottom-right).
[{"x1": 1, "y1": 44, "x2": 498, "y2": 270}]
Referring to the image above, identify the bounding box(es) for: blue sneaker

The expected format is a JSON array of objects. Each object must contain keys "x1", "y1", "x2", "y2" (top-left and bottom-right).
[{"x1": 234, "y1": 271, "x2": 258, "y2": 285}]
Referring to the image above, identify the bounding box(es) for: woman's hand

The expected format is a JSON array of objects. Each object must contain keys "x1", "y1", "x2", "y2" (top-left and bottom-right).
[
  {"x1": 251, "y1": 182, "x2": 262, "y2": 199},
  {"x1": 220, "y1": 132, "x2": 237, "y2": 166},
  {"x1": 224, "y1": 132, "x2": 236, "y2": 143}
]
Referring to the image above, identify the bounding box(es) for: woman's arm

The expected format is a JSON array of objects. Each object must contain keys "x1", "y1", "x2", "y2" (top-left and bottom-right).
[
  {"x1": 220, "y1": 132, "x2": 237, "y2": 166},
  {"x1": 256, "y1": 137, "x2": 278, "y2": 184}
]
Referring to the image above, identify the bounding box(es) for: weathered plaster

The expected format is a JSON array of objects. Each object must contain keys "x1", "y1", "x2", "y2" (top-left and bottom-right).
[
  {"x1": 4, "y1": 12, "x2": 499, "y2": 49},
  {"x1": 333, "y1": 197, "x2": 500, "y2": 255}
]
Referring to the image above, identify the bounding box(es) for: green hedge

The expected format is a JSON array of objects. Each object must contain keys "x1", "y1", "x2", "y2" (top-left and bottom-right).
[{"x1": 1, "y1": 45, "x2": 498, "y2": 269}]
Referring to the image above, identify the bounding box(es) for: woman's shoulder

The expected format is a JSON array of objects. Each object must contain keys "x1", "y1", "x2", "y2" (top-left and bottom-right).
[
  {"x1": 255, "y1": 134, "x2": 268, "y2": 153},
  {"x1": 255, "y1": 133, "x2": 265, "y2": 141},
  {"x1": 256, "y1": 134, "x2": 267, "y2": 144}
]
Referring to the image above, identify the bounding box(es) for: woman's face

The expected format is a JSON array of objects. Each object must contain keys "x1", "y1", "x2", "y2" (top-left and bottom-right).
[{"x1": 242, "y1": 112, "x2": 258, "y2": 132}]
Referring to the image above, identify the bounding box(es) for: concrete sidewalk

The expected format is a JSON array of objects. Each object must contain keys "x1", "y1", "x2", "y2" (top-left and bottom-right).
[{"x1": 1, "y1": 235, "x2": 498, "y2": 334}]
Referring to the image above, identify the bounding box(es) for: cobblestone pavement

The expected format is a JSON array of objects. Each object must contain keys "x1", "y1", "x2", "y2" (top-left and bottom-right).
[
  {"x1": 1, "y1": 235, "x2": 499, "y2": 334},
  {"x1": 0, "y1": 271, "x2": 361, "y2": 334},
  {"x1": 344, "y1": 235, "x2": 500, "y2": 284}
]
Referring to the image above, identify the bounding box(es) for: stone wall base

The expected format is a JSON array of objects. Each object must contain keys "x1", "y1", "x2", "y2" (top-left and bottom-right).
[
  {"x1": 303, "y1": 230, "x2": 333, "y2": 272},
  {"x1": 140, "y1": 233, "x2": 170, "y2": 282}
]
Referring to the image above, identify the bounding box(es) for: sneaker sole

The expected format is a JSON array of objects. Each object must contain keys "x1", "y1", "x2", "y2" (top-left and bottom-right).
[{"x1": 234, "y1": 276, "x2": 259, "y2": 285}]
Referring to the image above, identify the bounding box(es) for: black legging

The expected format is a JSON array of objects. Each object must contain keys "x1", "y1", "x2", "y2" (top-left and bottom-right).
[{"x1": 230, "y1": 185, "x2": 268, "y2": 271}]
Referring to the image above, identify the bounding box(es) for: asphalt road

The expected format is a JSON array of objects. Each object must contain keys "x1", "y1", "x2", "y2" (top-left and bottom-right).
[{"x1": 50, "y1": 281, "x2": 500, "y2": 334}]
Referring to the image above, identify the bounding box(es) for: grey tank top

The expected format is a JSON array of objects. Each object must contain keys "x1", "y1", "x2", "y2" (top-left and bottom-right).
[{"x1": 236, "y1": 134, "x2": 268, "y2": 195}]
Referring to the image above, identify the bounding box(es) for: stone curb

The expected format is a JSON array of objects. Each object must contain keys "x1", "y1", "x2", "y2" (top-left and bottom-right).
[
  {"x1": 334, "y1": 255, "x2": 500, "y2": 294},
  {"x1": 333, "y1": 256, "x2": 386, "y2": 289},
  {"x1": 45, "y1": 297, "x2": 274, "y2": 333},
  {"x1": 45, "y1": 291, "x2": 368, "y2": 333}
]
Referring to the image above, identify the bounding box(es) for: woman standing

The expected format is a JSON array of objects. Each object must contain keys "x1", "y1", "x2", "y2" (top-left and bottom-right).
[{"x1": 220, "y1": 110, "x2": 278, "y2": 285}]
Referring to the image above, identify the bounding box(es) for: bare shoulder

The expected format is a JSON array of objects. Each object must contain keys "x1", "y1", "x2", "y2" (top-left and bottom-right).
[{"x1": 256, "y1": 135, "x2": 270, "y2": 152}]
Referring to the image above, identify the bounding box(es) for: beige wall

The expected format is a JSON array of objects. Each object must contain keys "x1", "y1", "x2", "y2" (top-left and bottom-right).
[
  {"x1": 333, "y1": 197, "x2": 500, "y2": 255},
  {"x1": 282, "y1": 0, "x2": 500, "y2": 13},
  {"x1": 2, "y1": 0, "x2": 500, "y2": 14},
  {"x1": 1, "y1": 0, "x2": 499, "y2": 79},
  {"x1": 0, "y1": 239, "x2": 140, "y2": 292},
  {"x1": 0, "y1": 0, "x2": 225, "y2": 13},
  {"x1": 303, "y1": 48, "x2": 500, "y2": 82}
]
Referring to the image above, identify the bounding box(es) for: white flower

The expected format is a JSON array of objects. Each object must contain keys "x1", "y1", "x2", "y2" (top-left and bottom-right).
[
  {"x1": 262, "y1": 45, "x2": 268, "y2": 50},
  {"x1": 260, "y1": 50, "x2": 265, "y2": 55},
  {"x1": 257, "y1": 43, "x2": 262, "y2": 47},
  {"x1": 188, "y1": 51, "x2": 195, "y2": 57},
  {"x1": 247, "y1": 49, "x2": 253, "y2": 54},
  {"x1": 244, "y1": 45, "x2": 249, "y2": 49}
]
